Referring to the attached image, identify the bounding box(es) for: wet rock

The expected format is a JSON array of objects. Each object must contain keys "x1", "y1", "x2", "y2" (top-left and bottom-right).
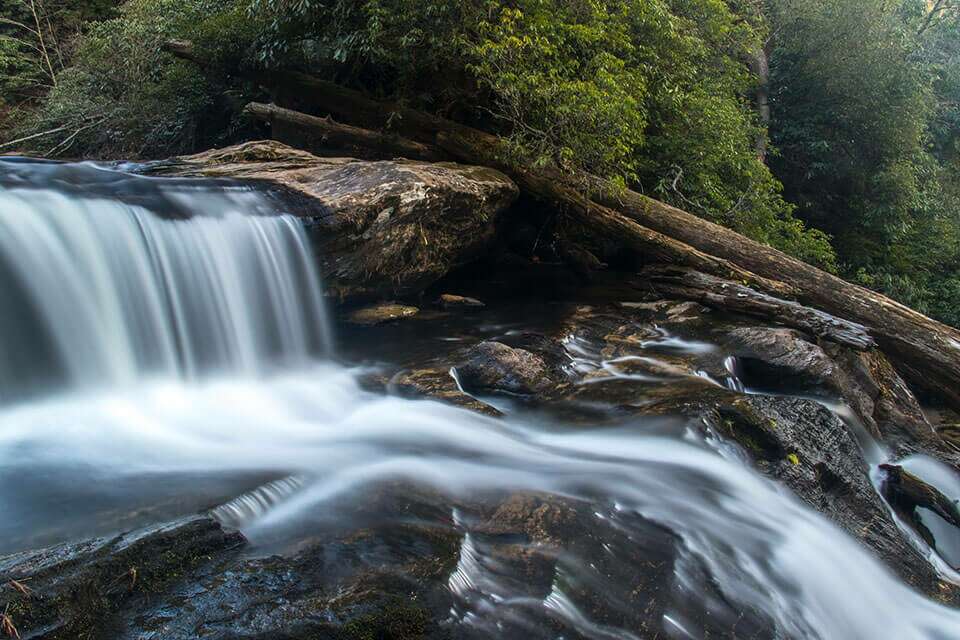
[
  {"x1": 718, "y1": 324, "x2": 957, "y2": 466},
  {"x1": 662, "y1": 300, "x2": 711, "y2": 324},
  {"x1": 454, "y1": 341, "x2": 568, "y2": 397},
  {"x1": 472, "y1": 492, "x2": 776, "y2": 639},
  {"x1": 454, "y1": 300, "x2": 958, "y2": 600},
  {"x1": 0, "y1": 505, "x2": 464, "y2": 640},
  {"x1": 149, "y1": 140, "x2": 519, "y2": 300},
  {"x1": 436, "y1": 293, "x2": 485, "y2": 309},
  {"x1": 722, "y1": 326, "x2": 838, "y2": 395},
  {"x1": 388, "y1": 367, "x2": 502, "y2": 417},
  {"x1": 937, "y1": 422, "x2": 960, "y2": 452},
  {"x1": 0, "y1": 516, "x2": 245, "y2": 640},
  {"x1": 825, "y1": 345, "x2": 952, "y2": 460},
  {"x1": 878, "y1": 464, "x2": 960, "y2": 549},
  {"x1": 712, "y1": 395, "x2": 959, "y2": 602},
  {"x1": 347, "y1": 302, "x2": 419, "y2": 326}
]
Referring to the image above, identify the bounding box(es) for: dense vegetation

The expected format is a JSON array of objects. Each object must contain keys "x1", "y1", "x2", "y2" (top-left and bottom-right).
[{"x1": 1, "y1": 0, "x2": 959, "y2": 325}]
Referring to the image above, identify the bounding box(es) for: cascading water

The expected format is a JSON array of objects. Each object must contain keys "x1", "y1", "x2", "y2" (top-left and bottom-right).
[
  {"x1": 2, "y1": 159, "x2": 960, "y2": 639},
  {"x1": 0, "y1": 160, "x2": 331, "y2": 401}
]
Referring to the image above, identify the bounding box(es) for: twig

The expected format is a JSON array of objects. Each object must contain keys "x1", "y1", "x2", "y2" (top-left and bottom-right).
[
  {"x1": 27, "y1": 0, "x2": 57, "y2": 86},
  {"x1": 1, "y1": 605, "x2": 19, "y2": 640},
  {"x1": 6, "y1": 580, "x2": 31, "y2": 597},
  {"x1": 44, "y1": 117, "x2": 107, "y2": 156},
  {"x1": 0, "y1": 17, "x2": 39, "y2": 35},
  {"x1": 0, "y1": 123, "x2": 72, "y2": 149}
]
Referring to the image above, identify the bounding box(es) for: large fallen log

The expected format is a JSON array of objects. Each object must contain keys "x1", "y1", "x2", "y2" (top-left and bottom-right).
[
  {"x1": 500, "y1": 164, "x2": 796, "y2": 296},
  {"x1": 275, "y1": 76, "x2": 960, "y2": 408},
  {"x1": 242, "y1": 102, "x2": 446, "y2": 162},
  {"x1": 163, "y1": 48, "x2": 960, "y2": 409},
  {"x1": 237, "y1": 86, "x2": 794, "y2": 295},
  {"x1": 643, "y1": 266, "x2": 875, "y2": 350},
  {"x1": 583, "y1": 181, "x2": 960, "y2": 408}
]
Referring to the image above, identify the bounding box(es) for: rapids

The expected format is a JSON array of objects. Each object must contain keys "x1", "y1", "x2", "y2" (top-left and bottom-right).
[{"x1": 1, "y1": 159, "x2": 959, "y2": 639}]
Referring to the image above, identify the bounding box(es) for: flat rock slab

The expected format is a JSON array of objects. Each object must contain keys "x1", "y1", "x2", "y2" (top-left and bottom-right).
[
  {"x1": 348, "y1": 303, "x2": 420, "y2": 326},
  {"x1": 148, "y1": 140, "x2": 519, "y2": 300}
]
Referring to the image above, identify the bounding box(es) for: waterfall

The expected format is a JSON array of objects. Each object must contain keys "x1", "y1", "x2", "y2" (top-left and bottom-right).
[
  {"x1": 0, "y1": 160, "x2": 331, "y2": 401},
  {"x1": 2, "y1": 159, "x2": 960, "y2": 639}
]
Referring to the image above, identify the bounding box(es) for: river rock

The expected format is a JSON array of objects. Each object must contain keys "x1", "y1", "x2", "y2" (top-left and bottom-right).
[
  {"x1": 147, "y1": 140, "x2": 519, "y2": 300},
  {"x1": 473, "y1": 492, "x2": 776, "y2": 638},
  {"x1": 454, "y1": 340, "x2": 568, "y2": 397},
  {"x1": 0, "y1": 516, "x2": 245, "y2": 639},
  {"x1": 348, "y1": 302, "x2": 419, "y2": 326},
  {"x1": 722, "y1": 326, "x2": 838, "y2": 394},
  {"x1": 0, "y1": 508, "x2": 461, "y2": 640},
  {"x1": 436, "y1": 293, "x2": 485, "y2": 309},
  {"x1": 711, "y1": 394, "x2": 958, "y2": 601},
  {"x1": 388, "y1": 367, "x2": 503, "y2": 416}
]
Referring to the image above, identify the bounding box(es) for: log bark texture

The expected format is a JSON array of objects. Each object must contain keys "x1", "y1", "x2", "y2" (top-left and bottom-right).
[
  {"x1": 243, "y1": 102, "x2": 446, "y2": 162},
  {"x1": 643, "y1": 266, "x2": 875, "y2": 350}
]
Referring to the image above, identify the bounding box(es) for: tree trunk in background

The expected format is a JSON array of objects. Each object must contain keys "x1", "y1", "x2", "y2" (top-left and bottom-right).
[{"x1": 750, "y1": 42, "x2": 772, "y2": 161}]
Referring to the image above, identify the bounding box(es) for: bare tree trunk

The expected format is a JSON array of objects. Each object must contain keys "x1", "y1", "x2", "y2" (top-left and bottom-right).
[
  {"x1": 27, "y1": 0, "x2": 57, "y2": 86},
  {"x1": 749, "y1": 42, "x2": 771, "y2": 161}
]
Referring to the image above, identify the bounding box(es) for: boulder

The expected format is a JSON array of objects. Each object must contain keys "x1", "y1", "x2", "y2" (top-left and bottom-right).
[
  {"x1": 722, "y1": 326, "x2": 838, "y2": 394},
  {"x1": 454, "y1": 341, "x2": 568, "y2": 397},
  {"x1": 347, "y1": 302, "x2": 419, "y2": 326},
  {"x1": 711, "y1": 395, "x2": 958, "y2": 602},
  {"x1": 0, "y1": 516, "x2": 245, "y2": 639},
  {"x1": 0, "y1": 508, "x2": 461, "y2": 640},
  {"x1": 147, "y1": 141, "x2": 519, "y2": 300}
]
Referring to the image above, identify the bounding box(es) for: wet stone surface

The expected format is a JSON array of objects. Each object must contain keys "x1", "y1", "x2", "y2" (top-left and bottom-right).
[{"x1": 5, "y1": 287, "x2": 960, "y2": 639}]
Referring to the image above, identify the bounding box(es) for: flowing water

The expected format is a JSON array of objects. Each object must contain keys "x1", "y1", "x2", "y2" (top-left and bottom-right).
[{"x1": 2, "y1": 159, "x2": 960, "y2": 639}]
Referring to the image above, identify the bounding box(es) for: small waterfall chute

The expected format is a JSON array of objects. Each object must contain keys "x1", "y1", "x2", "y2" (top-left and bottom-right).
[{"x1": 0, "y1": 161, "x2": 332, "y2": 400}]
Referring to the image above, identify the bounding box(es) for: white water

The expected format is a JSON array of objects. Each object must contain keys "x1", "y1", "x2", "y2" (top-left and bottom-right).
[
  {"x1": 2, "y1": 160, "x2": 960, "y2": 639},
  {"x1": 0, "y1": 162, "x2": 331, "y2": 400}
]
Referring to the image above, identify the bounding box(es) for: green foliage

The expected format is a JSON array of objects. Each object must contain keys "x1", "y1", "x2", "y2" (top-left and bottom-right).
[
  {"x1": 0, "y1": 0, "x2": 118, "y2": 108},
  {"x1": 6, "y1": 0, "x2": 259, "y2": 157},
  {"x1": 762, "y1": 0, "x2": 960, "y2": 325},
  {"x1": 248, "y1": 0, "x2": 832, "y2": 264},
  {"x1": 767, "y1": 0, "x2": 932, "y2": 257}
]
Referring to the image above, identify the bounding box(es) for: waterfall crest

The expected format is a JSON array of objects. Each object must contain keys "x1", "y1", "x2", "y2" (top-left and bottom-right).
[{"x1": 0, "y1": 161, "x2": 331, "y2": 401}]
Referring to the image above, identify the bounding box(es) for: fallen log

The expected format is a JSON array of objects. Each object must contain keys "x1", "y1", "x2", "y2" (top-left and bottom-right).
[
  {"x1": 501, "y1": 165, "x2": 797, "y2": 296},
  {"x1": 163, "y1": 46, "x2": 960, "y2": 410},
  {"x1": 269, "y1": 76, "x2": 960, "y2": 408},
  {"x1": 642, "y1": 266, "x2": 875, "y2": 350},
  {"x1": 242, "y1": 102, "x2": 446, "y2": 162},
  {"x1": 583, "y1": 182, "x2": 960, "y2": 408},
  {"x1": 236, "y1": 98, "x2": 794, "y2": 295}
]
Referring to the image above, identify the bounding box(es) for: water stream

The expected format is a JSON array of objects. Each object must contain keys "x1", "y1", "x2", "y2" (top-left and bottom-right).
[{"x1": 2, "y1": 159, "x2": 960, "y2": 639}]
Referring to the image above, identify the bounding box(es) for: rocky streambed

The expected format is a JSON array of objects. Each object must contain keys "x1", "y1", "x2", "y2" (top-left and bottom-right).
[{"x1": 2, "y1": 143, "x2": 960, "y2": 639}]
